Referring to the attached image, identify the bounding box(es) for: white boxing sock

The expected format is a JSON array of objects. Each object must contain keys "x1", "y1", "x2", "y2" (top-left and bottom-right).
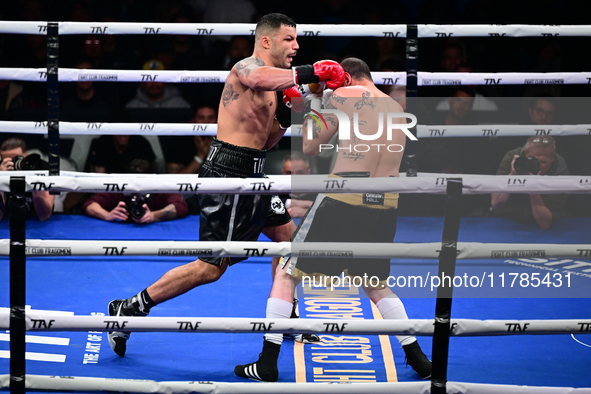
[
  {"x1": 263, "y1": 298, "x2": 292, "y2": 346},
  {"x1": 376, "y1": 297, "x2": 417, "y2": 346}
]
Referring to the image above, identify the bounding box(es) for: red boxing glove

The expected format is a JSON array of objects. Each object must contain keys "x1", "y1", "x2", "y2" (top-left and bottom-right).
[
  {"x1": 313, "y1": 60, "x2": 346, "y2": 89},
  {"x1": 293, "y1": 60, "x2": 346, "y2": 90},
  {"x1": 283, "y1": 86, "x2": 304, "y2": 113}
]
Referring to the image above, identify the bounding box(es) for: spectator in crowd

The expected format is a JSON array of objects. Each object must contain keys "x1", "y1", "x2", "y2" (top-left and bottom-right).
[
  {"x1": 493, "y1": 94, "x2": 559, "y2": 165},
  {"x1": 435, "y1": 64, "x2": 498, "y2": 111},
  {"x1": 221, "y1": 36, "x2": 253, "y2": 70},
  {"x1": 491, "y1": 136, "x2": 568, "y2": 230},
  {"x1": 162, "y1": 104, "x2": 216, "y2": 215},
  {"x1": 164, "y1": 104, "x2": 215, "y2": 174},
  {"x1": 528, "y1": 95, "x2": 557, "y2": 125},
  {"x1": 125, "y1": 60, "x2": 191, "y2": 109},
  {"x1": 281, "y1": 152, "x2": 314, "y2": 218},
  {"x1": 79, "y1": 35, "x2": 104, "y2": 69},
  {"x1": 88, "y1": 134, "x2": 156, "y2": 173},
  {"x1": 61, "y1": 59, "x2": 111, "y2": 122},
  {"x1": 82, "y1": 159, "x2": 188, "y2": 223},
  {"x1": 442, "y1": 86, "x2": 476, "y2": 125},
  {"x1": 0, "y1": 138, "x2": 54, "y2": 221},
  {"x1": 440, "y1": 42, "x2": 466, "y2": 72}
]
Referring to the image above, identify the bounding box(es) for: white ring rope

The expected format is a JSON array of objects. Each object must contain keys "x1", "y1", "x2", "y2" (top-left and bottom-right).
[
  {"x1": 3, "y1": 375, "x2": 591, "y2": 394},
  {"x1": 1, "y1": 239, "x2": 589, "y2": 260},
  {"x1": 3, "y1": 67, "x2": 591, "y2": 85},
  {"x1": 2, "y1": 121, "x2": 591, "y2": 138},
  {"x1": 4, "y1": 376, "x2": 591, "y2": 394},
  {"x1": 0, "y1": 312, "x2": 588, "y2": 336},
  {"x1": 4, "y1": 21, "x2": 591, "y2": 38},
  {"x1": 1, "y1": 173, "x2": 590, "y2": 194}
]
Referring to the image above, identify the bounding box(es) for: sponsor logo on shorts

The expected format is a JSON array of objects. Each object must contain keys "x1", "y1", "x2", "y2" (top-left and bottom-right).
[
  {"x1": 25, "y1": 247, "x2": 72, "y2": 256},
  {"x1": 491, "y1": 250, "x2": 546, "y2": 258},
  {"x1": 158, "y1": 249, "x2": 213, "y2": 256},
  {"x1": 524, "y1": 79, "x2": 564, "y2": 84},
  {"x1": 363, "y1": 193, "x2": 384, "y2": 205},
  {"x1": 300, "y1": 250, "x2": 354, "y2": 257},
  {"x1": 78, "y1": 74, "x2": 118, "y2": 81},
  {"x1": 422, "y1": 79, "x2": 461, "y2": 86},
  {"x1": 270, "y1": 195, "x2": 285, "y2": 214}
]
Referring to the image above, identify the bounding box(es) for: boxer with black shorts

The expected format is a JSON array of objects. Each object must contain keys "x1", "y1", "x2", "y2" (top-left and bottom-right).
[
  {"x1": 105, "y1": 13, "x2": 346, "y2": 381},
  {"x1": 242, "y1": 57, "x2": 432, "y2": 379}
]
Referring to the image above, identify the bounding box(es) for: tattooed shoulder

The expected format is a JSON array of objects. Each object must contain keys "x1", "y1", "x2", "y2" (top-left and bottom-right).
[
  {"x1": 331, "y1": 92, "x2": 346, "y2": 104},
  {"x1": 235, "y1": 57, "x2": 265, "y2": 78},
  {"x1": 222, "y1": 82, "x2": 240, "y2": 107}
]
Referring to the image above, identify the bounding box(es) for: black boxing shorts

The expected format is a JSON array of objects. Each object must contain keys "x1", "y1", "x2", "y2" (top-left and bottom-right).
[
  {"x1": 290, "y1": 172, "x2": 398, "y2": 281},
  {"x1": 197, "y1": 138, "x2": 291, "y2": 266}
]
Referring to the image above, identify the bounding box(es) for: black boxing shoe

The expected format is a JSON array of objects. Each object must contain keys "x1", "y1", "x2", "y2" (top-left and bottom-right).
[
  {"x1": 107, "y1": 297, "x2": 148, "y2": 357},
  {"x1": 234, "y1": 340, "x2": 280, "y2": 382},
  {"x1": 403, "y1": 341, "x2": 432, "y2": 379}
]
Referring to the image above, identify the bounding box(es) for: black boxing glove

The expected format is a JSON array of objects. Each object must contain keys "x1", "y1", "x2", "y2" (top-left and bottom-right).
[{"x1": 276, "y1": 91, "x2": 292, "y2": 129}]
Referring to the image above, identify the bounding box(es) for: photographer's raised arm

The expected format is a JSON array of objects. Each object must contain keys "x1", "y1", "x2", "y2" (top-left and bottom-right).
[
  {"x1": 86, "y1": 200, "x2": 129, "y2": 222},
  {"x1": 491, "y1": 153, "x2": 519, "y2": 210},
  {"x1": 32, "y1": 191, "x2": 54, "y2": 221},
  {"x1": 530, "y1": 194, "x2": 552, "y2": 230},
  {"x1": 132, "y1": 194, "x2": 188, "y2": 224}
]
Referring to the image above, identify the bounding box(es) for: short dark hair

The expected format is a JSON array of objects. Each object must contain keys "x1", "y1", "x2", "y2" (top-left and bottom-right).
[
  {"x1": 255, "y1": 13, "x2": 296, "y2": 41},
  {"x1": 1, "y1": 137, "x2": 27, "y2": 152},
  {"x1": 341, "y1": 57, "x2": 373, "y2": 81}
]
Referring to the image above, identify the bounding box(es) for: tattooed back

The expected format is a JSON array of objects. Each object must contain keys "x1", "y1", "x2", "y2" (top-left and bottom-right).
[{"x1": 328, "y1": 85, "x2": 406, "y2": 178}]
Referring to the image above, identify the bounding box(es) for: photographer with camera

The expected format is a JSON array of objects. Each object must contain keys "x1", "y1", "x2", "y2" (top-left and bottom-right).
[
  {"x1": 0, "y1": 138, "x2": 54, "y2": 221},
  {"x1": 81, "y1": 159, "x2": 188, "y2": 224},
  {"x1": 491, "y1": 136, "x2": 568, "y2": 230}
]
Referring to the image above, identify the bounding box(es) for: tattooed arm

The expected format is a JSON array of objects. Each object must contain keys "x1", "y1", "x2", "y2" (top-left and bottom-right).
[
  {"x1": 235, "y1": 57, "x2": 296, "y2": 91},
  {"x1": 302, "y1": 93, "x2": 343, "y2": 156}
]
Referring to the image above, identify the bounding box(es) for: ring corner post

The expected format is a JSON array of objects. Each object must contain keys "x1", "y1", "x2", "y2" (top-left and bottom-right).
[
  {"x1": 9, "y1": 176, "x2": 27, "y2": 394},
  {"x1": 431, "y1": 178, "x2": 462, "y2": 394},
  {"x1": 405, "y1": 24, "x2": 418, "y2": 177},
  {"x1": 47, "y1": 21, "x2": 60, "y2": 179}
]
